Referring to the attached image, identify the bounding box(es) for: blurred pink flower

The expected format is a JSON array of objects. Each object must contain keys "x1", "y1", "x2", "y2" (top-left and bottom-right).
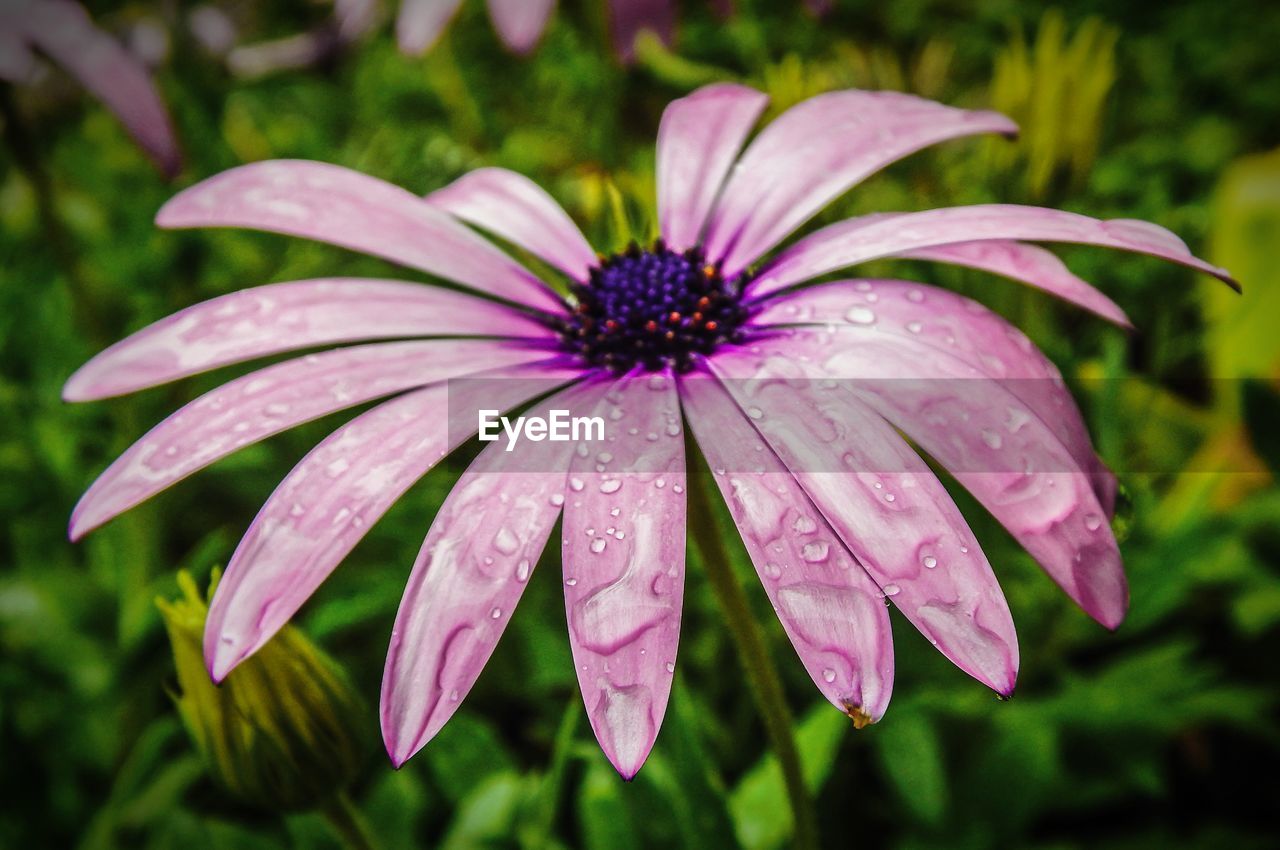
[
  {"x1": 67, "y1": 84, "x2": 1234, "y2": 777},
  {"x1": 0, "y1": 0, "x2": 180, "y2": 176},
  {"x1": 397, "y1": 0, "x2": 554, "y2": 55}
]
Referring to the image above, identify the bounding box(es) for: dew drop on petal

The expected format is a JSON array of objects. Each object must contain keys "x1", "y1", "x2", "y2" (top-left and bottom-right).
[
  {"x1": 549, "y1": 493, "x2": 566, "y2": 507},
  {"x1": 599, "y1": 479, "x2": 622, "y2": 494},
  {"x1": 981, "y1": 429, "x2": 1003, "y2": 450},
  {"x1": 1085, "y1": 513, "x2": 1103, "y2": 531},
  {"x1": 665, "y1": 662, "x2": 675, "y2": 673},
  {"x1": 822, "y1": 668, "x2": 836, "y2": 683},
  {"x1": 906, "y1": 321, "x2": 923, "y2": 334},
  {"x1": 882, "y1": 584, "x2": 901, "y2": 597},
  {"x1": 515, "y1": 559, "x2": 531, "y2": 582},
  {"x1": 569, "y1": 477, "x2": 585, "y2": 492},
  {"x1": 590, "y1": 537, "x2": 608, "y2": 554},
  {"x1": 747, "y1": 406, "x2": 764, "y2": 420},
  {"x1": 492, "y1": 527, "x2": 519, "y2": 555},
  {"x1": 489, "y1": 607, "x2": 502, "y2": 619},
  {"x1": 845, "y1": 307, "x2": 876, "y2": 325},
  {"x1": 922, "y1": 554, "x2": 938, "y2": 569}
]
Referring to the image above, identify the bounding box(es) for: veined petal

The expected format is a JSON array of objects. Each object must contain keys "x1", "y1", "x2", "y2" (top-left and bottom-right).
[
  {"x1": 710, "y1": 349, "x2": 1019, "y2": 695},
  {"x1": 679, "y1": 370, "x2": 893, "y2": 722},
  {"x1": 381, "y1": 377, "x2": 611, "y2": 767},
  {"x1": 895, "y1": 240, "x2": 1131, "y2": 327},
  {"x1": 63, "y1": 278, "x2": 554, "y2": 401},
  {"x1": 703, "y1": 91, "x2": 1017, "y2": 278},
  {"x1": 396, "y1": 0, "x2": 463, "y2": 55},
  {"x1": 427, "y1": 167, "x2": 596, "y2": 282},
  {"x1": 562, "y1": 369, "x2": 686, "y2": 778},
  {"x1": 754, "y1": 279, "x2": 1115, "y2": 507},
  {"x1": 155, "y1": 160, "x2": 566, "y2": 312},
  {"x1": 205, "y1": 360, "x2": 580, "y2": 681},
  {"x1": 753, "y1": 326, "x2": 1127, "y2": 628},
  {"x1": 756, "y1": 204, "x2": 1240, "y2": 296},
  {"x1": 486, "y1": 0, "x2": 554, "y2": 53},
  {"x1": 26, "y1": 0, "x2": 180, "y2": 176},
  {"x1": 606, "y1": 0, "x2": 675, "y2": 63},
  {"x1": 69, "y1": 340, "x2": 548, "y2": 540},
  {"x1": 657, "y1": 83, "x2": 768, "y2": 252}
]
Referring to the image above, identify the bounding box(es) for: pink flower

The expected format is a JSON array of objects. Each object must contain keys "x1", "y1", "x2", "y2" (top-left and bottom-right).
[
  {"x1": 66, "y1": 84, "x2": 1235, "y2": 778},
  {"x1": 0, "y1": 0, "x2": 181, "y2": 176},
  {"x1": 398, "y1": 0, "x2": 555, "y2": 55}
]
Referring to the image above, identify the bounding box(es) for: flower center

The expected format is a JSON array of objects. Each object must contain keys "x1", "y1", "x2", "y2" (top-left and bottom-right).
[{"x1": 557, "y1": 241, "x2": 751, "y2": 373}]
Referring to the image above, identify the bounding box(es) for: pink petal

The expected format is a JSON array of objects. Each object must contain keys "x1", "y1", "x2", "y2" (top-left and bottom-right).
[
  {"x1": 896, "y1": 240, "x2": 1131, "y2": 327},
  {"x1": 381, "y1": 378, "x2": 611, "y2": 766},
  {"x1": 69, "y1": 340, "x2": 548, "y2": 541},
  {"x1": 753, "y1": 325, "x2": 1128, "y2": 628},
  {"x1": 656, "y1": 83, "x2": 768, "y2": 252},
  {"x1": 155, "y1": 160, "x2": 565, "y2": 312},
  {"x1": 606, "y1": 0, "x2": 675, "y2": 63},
  {"x1": 562, "y1": 369, "x2": 686, "y2": 778},
  {"x1": 205, "y1": 360, "x2": 579, "y2": 681},
  {"x1": 427, "y1": 167, "x2": 596, "y2": 282},
  {"x1": 26, "y1": 0, "x2": 181, "y2": 176},
  {"x1": 679, "y1": 371, "x2": 893, "y2": 721},
  {"x1": 63, "y1": 278, "x2": 553, "y2": 401},
  {"x1": 756, "y1": 204, "x2": 1239, "y2": 296},
  {"x1": 710, "y1": 349, "x2": 1019, "y2": 695},
  {"x1": 485, "y1": 0, "x2": 554, "y2": 53},
  {"x1": 396, "y1": 0, "x2": 462, "y2": 55},
  {"x1": 703, "y1": 92, "x2": 1017, "y2": 278},
  {"x1": 754, "y1": 279, "x2": 1115, "y2": 507}
]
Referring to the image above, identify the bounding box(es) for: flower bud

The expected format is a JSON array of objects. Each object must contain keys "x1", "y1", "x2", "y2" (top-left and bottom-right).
[{"x1": 157, "y1": 570, "x2": 365, "y2": 812}]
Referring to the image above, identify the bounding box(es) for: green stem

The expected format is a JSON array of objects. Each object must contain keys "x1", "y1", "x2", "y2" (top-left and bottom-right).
[
  {"x1": 320, "y1": 791, "x2": 378, "y2": 850},
  {"x1": 687, "y1": 472, "x2": 819, "y2": 850}
]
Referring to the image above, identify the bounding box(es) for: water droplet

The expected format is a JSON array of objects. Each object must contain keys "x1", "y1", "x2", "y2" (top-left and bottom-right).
[
  {"x1": 654, "y1": 478, "x2": 666, "y2": 489},
  {"x1": 792, "y1": 514, "x2": 818, "y2": 534},
  {"x1": 1084, "y1": 513, "x2": 1103, "y2": 531},
  {"x1": 590, "y1": 537, "x2": 608, "y2": 554},
  {"x1": 665, "y1": 662, "x2": 675, "y2": 673},
  {"x1": 599, "y1": 479, "x2": 622, "y2": 494},
  {"x1": 906, "y1": 288, "x2": 924, "y2": 303},
  {"x1": 569, "y1": 477, "x2": 584, "y2": 492},
  {"x1": 981, "y1": 429, "x2": 1003, "y2": 450},
  {"x1": 822, "y1": 668, "x2": 836, "y2": 683},
  {"x1": 747, "y1": 406, "x2": 764, "y2": 420},
  {"x1": 922, "y1": 554, "x2": 938, "y2": 569},
  {"x1": 1005, "y1": 407, "x2": 1031, "y2": 433},
  {"x1": 882, "y1": 584, "x2": 901, "y2": 597},
  {"x1": 665, "y1": 423, "x2": 681, "y2": 436},
  {"x1": 906, "y1": 320, "x2": 923, "y2": 334},
  {"x1": 492, "y1": 527, "x2": 519, "y2": 555},
  {"x1": 884, "y1": 493, "x2": 896, "y2": 502},
  {"x1": 801, "y1": 542, "x2": 830, "y2": 563},
  {"x1": 764, "y1": 562, "x2": 783, "y2": 579},
  {"x1": 489, "y1": 607, "x2": 502, "y2": 619},
  {"x1": 515, "y1": 559, "x2": 531, "y2": 582},
  {"x1": 672, "y1": 484, "x2": 684, "y2": 494},
  {"x1": 449, "y1": 689, "x2": 459, "y2": 702},
  {"x1": 845, "y1": 307, "x2": 876, "y2": 325},
  {"x1": 565, "y1": 577, "x2": 578, "y2": 587},
  {"x1": 289, "y1": 503, "x2": 305, "y2": 517},
  {"x1": 549, "y1": 493, "x2": 565, "y2": 507},
  {"x1": 610, "y1": 507, "x2": 621, "y2": 517},
  {"x1": 609, "y1": 407, "x2": 625, "y2": 421}
]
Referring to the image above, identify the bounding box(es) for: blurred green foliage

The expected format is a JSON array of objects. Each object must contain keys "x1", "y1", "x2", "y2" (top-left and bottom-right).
[{"x1": 2, "y1": 1, "x2": 1279, "y2": 848}]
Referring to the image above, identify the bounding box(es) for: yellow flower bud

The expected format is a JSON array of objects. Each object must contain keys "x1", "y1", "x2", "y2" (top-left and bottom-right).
[{"x1": 157, "y1": 570, "x2": 366, "y2": 812}]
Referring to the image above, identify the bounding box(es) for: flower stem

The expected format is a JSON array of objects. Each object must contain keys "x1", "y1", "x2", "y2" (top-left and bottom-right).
[
  {"x1": 320, "y1": 791, "x2": 378, "y2": 850},
  {"x1": 687, "y1": 471, "x2": 820, "y2": 850}
]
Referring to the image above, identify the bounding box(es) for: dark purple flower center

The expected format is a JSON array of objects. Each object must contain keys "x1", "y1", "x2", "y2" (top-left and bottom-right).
[{"x1": 557, "y1": 241, "x2": 751, "y2": 373}]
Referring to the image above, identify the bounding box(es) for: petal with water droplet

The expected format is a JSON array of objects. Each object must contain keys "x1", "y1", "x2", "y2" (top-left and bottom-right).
[
  {"x1": 563, "y1": 369, "x2": 686, "y2": 778},
  {"x1": 710, "y1": 349, "x2": 1019, "y2": 695},
  {"x1": 381, "y1": 379, "x2": 610, "y2": 766},
  {"x1": 680, "y1": 371, "x2": 893, "y2": 720},
  {"x1": 204, "y1": 361, "x2": 579, "y2": 682}
]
